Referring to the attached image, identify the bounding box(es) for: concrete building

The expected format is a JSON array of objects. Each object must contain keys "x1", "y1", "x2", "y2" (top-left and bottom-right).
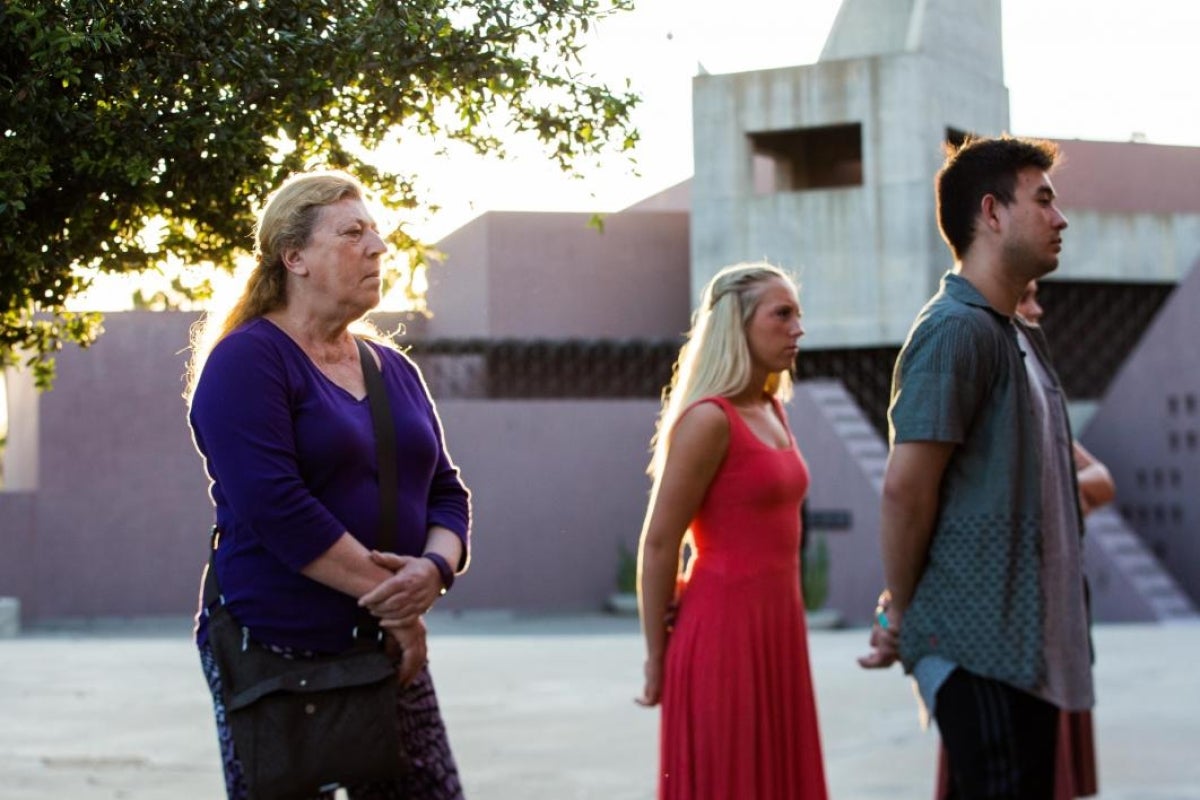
[
  {"x1": 422, "y1": 210, "x2": 691, "y2": 341},
  {"x1": 690, "y1": 0, "x2": 1200, "y2": 353},
  {"x1": 691, "y1": 0, "x2": 1008, "y2": 348}
]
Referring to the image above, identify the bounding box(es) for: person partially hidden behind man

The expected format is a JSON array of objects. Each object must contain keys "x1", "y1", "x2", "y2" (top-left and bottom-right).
[{"x1": 859, "y1": 136, "x2": 1096, "y2": 800}]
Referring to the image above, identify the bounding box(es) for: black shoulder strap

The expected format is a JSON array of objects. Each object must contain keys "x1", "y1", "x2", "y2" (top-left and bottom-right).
[
  {"x1": 357, "y1": 337, "x2": 398, "y2": 555},
  {"x1": 202, "y1": 526, "x2": 221, "y2": 609}
]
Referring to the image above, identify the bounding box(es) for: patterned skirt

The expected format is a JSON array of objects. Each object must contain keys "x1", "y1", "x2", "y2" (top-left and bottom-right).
[{"x1": 199, "y1": 642, "x2": 464, "y2": 800}]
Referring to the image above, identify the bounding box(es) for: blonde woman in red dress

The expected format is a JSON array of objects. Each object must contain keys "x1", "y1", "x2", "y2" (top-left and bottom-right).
[{"x1": 636, "y1": 262, "x2": 828, "y2": 800}]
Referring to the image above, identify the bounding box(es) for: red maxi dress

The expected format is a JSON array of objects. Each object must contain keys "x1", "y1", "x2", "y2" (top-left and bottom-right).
[{"x1": 659, "y1": 396, "x2": 828, "y2": 800}]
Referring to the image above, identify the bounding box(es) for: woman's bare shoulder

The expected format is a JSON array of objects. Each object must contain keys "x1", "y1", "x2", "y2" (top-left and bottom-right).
[{"x1": 672, "y1": 399, "x2": 730, "y2": 445}]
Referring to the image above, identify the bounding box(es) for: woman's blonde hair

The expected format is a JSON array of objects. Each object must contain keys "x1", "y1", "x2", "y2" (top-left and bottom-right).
[
  {"x1": 184, "y1": 169, "x2": 369, "y2": 401},
  {"x1": 649, "y1": 261, "x2": 798, "y2": 479}
]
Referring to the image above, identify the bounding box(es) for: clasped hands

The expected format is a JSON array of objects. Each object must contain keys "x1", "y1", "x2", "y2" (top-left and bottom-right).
[{"x1": 359, "y1": 551, "x2": 444, "y2": 685}]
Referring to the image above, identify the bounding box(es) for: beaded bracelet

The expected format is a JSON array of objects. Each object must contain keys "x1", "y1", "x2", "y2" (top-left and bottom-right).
[
  {"x1": 875, "y1": 589, "x2": 892, "y2": 629},
  {"x1": 422, "y1": 552, "x2": 455, "y2": 595}
]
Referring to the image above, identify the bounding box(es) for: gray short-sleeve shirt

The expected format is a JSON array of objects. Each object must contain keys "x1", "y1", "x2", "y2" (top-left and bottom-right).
[{"x1": 889, "y1": 272, "x2": 1086, "y2": 693}]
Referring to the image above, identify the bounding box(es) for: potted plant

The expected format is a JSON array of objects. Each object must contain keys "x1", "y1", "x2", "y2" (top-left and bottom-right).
[
  {"x1": 802, "y1": 533, "x2": 840, "y2": 628},
  {"x1": 606, "y1": 540, "x2": 639, "y2": 615}
]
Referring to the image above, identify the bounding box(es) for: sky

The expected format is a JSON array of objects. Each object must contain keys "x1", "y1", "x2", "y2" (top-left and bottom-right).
[{"x1": 398, "y1": 0, "x2": 1199, "y2": 242}]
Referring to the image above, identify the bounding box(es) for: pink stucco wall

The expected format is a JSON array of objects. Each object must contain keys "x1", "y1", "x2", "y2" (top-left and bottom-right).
[
  {"x1": 424, "y1": 211, "x2": 692, "y2": 340},
  {"x1": 10, "y1": 312, "x2": 212, "y2": 620},
  {"x1": 1051, "y1": 139, "x2": 1200, "y2": 215},
  {"x1": 1, "y1": 308, "x2": 1173, "y2": 625},
  {"x1": 0, "y1": 491, "x2": 36, "y2": 612},
  {"x1": 0, "y1": 312, "x2": 890, "y2": 625},
  {"x1": 1083, "y1": 263, "x2": 1200, "y2": 603},
  {"x1": 0, "y1": 313, "x2": 667, "y2": 622},
  {"x1": 433, "y1": 399, "x2": 658, "y2": 611}
]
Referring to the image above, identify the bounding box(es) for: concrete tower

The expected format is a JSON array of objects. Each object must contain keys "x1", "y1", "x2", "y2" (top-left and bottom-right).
[{"x1": 690, "y1": 0, "x2": 1008, "y2": 348}]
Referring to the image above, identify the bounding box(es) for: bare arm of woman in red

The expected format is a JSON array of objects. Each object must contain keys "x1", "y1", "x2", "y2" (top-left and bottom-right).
[{"x1": 636, "y1": 402, "x2": 728, "y2": 707}]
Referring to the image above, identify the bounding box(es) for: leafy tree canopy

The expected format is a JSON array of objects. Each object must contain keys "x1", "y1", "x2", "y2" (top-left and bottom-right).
[{"x1": 0, "y1": 0, "x2": 638, "y2": 387}]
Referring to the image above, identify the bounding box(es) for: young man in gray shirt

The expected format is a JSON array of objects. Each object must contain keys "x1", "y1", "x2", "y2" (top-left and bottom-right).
[{"x1": 859, "y1": 136, "x2": 1093, "y2": 799}]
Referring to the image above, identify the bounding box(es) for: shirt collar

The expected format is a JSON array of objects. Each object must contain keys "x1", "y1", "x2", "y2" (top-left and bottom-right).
[
  {"x1": 941, "y1": 271, "x2": 1038, "y2": 358},
  {"x1": 941, "y1": 271, "x2": 1011, "y2": 322}
]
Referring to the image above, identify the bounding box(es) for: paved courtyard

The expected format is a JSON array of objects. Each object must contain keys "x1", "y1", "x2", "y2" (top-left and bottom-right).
[{"x1": 1, "y1": 615, "x2": 1198, "y2": 799}]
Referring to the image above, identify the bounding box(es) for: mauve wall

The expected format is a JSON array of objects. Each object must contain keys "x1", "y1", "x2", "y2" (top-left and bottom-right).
[
  {"x1": 1083, "y1": 262, "x2": 1200, "y2": 605},
  {"x1": 17, "y1": 312, "x2": 212, "y2": 620},
  {"x1": 0, "y1": 311, "x2": 896, "y2": 624},
  {"x1": 423, "y1": 215, "x2": 492, "y2": 339},
  {"x1": 441, "y1": 389, "x2": 889, "y2": 621},
  {"x1": 5, "y1": 307, "x2": 1174, "y2": 626},
  {"x1": 434, "y1": 399, "x2": 658, "y2": 612},
  {"x1": 0, "y1": 491, "x2": 36, "y2": 611},
  {"x1": 786, "y1": 382, "x2": 886, "y2": 625},
  {"x1": 425, "y1": 211, "x2": 692, "y2": 340},
  {"x1": 0, "y1": 313, "x2": 668, "y2": 622}
]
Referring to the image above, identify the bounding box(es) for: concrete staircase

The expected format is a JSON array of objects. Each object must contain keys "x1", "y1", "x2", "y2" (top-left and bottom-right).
[
  {"x1": 1084, "y1": 507, "x2": 1200, "y2": 623},
  {"x1": 805, "y1": 380, "x2": 888, "y2": 493}
]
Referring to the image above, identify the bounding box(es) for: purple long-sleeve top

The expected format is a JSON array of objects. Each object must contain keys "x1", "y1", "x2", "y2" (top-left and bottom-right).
[{"x1": 189, "y1": 318, "x2": 470, "y2": 653}]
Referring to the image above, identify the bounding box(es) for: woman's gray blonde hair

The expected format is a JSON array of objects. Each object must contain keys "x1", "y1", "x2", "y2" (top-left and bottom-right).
[
  {"x1": 649, "y1": 261, "x2": 798, "y2": 479},
  {"x1": 184, "y1": 170, "x2": 375, "y2": 402}
]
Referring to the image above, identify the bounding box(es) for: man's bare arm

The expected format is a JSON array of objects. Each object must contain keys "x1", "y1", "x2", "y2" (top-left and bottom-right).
[
  {"x1": 860, "y1": 440, "x2": 955, "y2": 669},
  {"x1": 880, "y1": 441, "x2": 956, "y2": 614}
]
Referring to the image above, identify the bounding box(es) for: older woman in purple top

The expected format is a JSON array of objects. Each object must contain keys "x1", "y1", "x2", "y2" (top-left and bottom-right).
[{"x1": 186, "y1": 169, "x2": 470, "y2": 800}]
